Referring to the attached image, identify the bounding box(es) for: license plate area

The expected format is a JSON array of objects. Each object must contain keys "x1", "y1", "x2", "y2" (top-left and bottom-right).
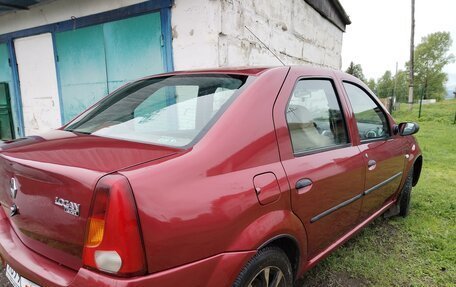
[{"x1": 5, "y1": 264, "x2": 40, "y2": 287}]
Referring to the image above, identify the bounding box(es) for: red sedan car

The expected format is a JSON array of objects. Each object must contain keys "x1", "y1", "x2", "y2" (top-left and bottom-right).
[{"x1": 0, "y1": 66, "x2": 421, "y2": 287}]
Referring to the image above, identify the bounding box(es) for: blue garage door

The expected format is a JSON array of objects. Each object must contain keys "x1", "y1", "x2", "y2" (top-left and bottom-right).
[
  {"x1": 55, "y1": 12, "x2": 166, "y2": 123},
  {"x1": 0, "y1": 43, "x2": 18, "y2": 137}
]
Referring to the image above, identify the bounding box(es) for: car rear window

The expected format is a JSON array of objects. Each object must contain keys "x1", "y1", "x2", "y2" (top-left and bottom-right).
[{"x1": 65, "y1": 74, "x2": 249, "y2": 147}]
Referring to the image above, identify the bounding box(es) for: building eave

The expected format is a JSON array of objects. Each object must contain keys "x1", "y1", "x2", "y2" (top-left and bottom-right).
[{"x1": 304, "y1": 0, "x2": 351, "y2": 32}]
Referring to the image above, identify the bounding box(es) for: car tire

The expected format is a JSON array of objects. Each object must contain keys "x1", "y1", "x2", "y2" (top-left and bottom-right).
[
  {"x1": 399, "y1": 168, "x2": 414, "y2": 217},
  {"x1": 233, "y1": 247, "x2": 293, "y2": 287}
]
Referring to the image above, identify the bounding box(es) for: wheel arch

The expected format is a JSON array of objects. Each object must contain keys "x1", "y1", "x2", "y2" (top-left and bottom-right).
[
  {"x1": 226, "y1": 209, "x2": 307, "y2": 278},
  {"x1": 258, "y1": 234, "x2": 301, "y2": 278},
  {"x1": 412, "y1": 155, "x2": 423, "y2": 186}
]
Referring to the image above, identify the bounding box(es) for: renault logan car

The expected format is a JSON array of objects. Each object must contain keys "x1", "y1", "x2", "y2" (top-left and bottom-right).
[{"x1": 0, "y1": 66, "x2": 422, "y2": 287}]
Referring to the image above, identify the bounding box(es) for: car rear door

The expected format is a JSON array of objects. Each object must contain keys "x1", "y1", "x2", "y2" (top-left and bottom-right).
[
  {"x1": 273, "y1": 68, "x2": 365, "y2": 258},
  {"x1": 341, "y1": 81, "x2": 406, "y2": 220}
]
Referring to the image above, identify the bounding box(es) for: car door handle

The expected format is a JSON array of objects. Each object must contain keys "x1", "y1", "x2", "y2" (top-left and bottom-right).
[
  {"x1": 296, "y1": 178, "x2": 313, "y2": 190},
  {"x1": 368, "y1": 159, "x2": 377, "y2": 170}
]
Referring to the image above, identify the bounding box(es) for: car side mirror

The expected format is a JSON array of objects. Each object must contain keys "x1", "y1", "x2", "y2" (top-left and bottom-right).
[{"x1": 398, "y1": 122, "x2": 419, "y2": 136}]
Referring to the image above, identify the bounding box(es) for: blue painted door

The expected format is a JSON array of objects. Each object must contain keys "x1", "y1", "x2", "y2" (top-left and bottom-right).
[
  {"x1": 0, "y1": 83, "x2": 15, "y2": 139},
  {"x1": 55, "y1": 26, "x2": 108, "y2": 122},
  {"x1": 104, "y1": 12, "x2": 165, "y2": 92},
  {"x1": 55, "y1": 12, "x2": 166, "y2": 123},
  {"x1": 0, "y1": 43, "x2": 19, "y2": 136}
]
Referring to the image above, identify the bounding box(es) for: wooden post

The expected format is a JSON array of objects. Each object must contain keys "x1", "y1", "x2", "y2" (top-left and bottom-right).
[
  {"x1": 418, "y1": 87, "x2": 424, "y2": 118},
  {"x1": 393, "y1": 62, "x2": 398, "y2": 112},
  {"x1": 408, "y1": 0, "x2": 415, "y2": 111}
]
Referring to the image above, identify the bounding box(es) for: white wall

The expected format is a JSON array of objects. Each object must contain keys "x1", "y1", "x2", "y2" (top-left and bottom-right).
[
  {"x1": 172, "y1": 0, "x2": 344, "y2": 70},
  {"x1": 171, "y1": 0, "x2": 222, "y2": 70},
  {"x1": 14, "y1": 33, "x2": 61, "y2": 136}
]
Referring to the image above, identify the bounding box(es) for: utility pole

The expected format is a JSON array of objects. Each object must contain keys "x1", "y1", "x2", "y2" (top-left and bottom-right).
[
  {"x1": 408, "y1": 0, "x2": 415, "y2": 111},
  {"x1": 393, "y1": 61, "x2": 398, "y2": 112}
]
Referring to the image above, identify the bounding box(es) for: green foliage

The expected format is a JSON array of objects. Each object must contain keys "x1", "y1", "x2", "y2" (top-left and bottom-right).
[
  {"x1": 409, "y1": 32, "x2": 455, "y2": 101},
  {"x1": 366, "y1": 78, "x2": 376, "y2": 92},
  {"x1": 394, "y1": 70, "x2": 409, "y2": 103},
  {"x1": 376, "y1": 70, "x2": 393, "y2": 98},
  {"x1": 369, "y1": 70, "x2": 408, "y2": 102},
  {"x1": 298, "y1": 100, "x2": 456, "y2": 287},
  {"x1": 346, "y1": 61, "x2": 366, "y2": 82}
]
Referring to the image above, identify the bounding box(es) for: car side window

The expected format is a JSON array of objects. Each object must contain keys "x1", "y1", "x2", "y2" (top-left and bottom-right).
[
  {"x1": 286, "y1": 79, "x2": 349, "y2": 154},
  {"x1": 343, "y1": 82, "x2": 390, "y2": 141}
]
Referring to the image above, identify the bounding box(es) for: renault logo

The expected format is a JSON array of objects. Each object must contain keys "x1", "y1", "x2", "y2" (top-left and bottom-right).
[
  {"x1": 10, "y1": 178, "x2": 17, "y2": 199},
  {"x1": 10, "y1": 204, "x2": 18, "y2": 217}
]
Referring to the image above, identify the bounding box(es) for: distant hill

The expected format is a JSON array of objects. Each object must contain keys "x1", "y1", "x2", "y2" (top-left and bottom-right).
[
  {"x1": 445, "y1": 73, "x2": 456, "y2": 99},
  {"x1": 446, "y1": 87, "x2": 455, "y2": 99}
]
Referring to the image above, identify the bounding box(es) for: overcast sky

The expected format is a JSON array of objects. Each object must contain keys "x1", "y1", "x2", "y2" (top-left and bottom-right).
[{"x1": 339, "y1": 0, "x2": 456, "y2": 86}]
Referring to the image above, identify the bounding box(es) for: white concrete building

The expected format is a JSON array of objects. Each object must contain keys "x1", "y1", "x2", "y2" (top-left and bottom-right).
[{"x1": 0, "y1": 0, "x2": 350, "y2": 138}]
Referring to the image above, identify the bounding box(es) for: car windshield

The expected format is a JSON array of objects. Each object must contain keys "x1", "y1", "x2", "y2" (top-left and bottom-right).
[{"x1": 65, "y1": 74, "x2": 249, "y2": 147}]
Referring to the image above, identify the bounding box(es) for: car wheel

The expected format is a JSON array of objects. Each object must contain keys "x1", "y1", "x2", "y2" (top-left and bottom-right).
[
  {"x1": 233, "y1": 247, "x2": 293, "y2": 287},
  {"x1": 399, "y1": 168, "x2": 414, "y2": 217}
]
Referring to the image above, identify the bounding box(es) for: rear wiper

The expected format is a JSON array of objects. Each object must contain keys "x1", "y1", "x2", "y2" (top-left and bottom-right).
[{"x1": 65, "y1": 129, "x2": 92, "y2": 135}]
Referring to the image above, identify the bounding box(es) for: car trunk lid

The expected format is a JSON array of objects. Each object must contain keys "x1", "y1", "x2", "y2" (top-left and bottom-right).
[{"x1": 0, "y1": 130, "x2": 179, "y2": 271}]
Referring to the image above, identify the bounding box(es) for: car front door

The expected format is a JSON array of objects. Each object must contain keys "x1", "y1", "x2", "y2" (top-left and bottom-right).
[
  {"x1": 342, "y1": 82, "x2": 406, "y2": 220},
  {"x1": 273, "y1": 69, "x2": 365, "y2": 259}
]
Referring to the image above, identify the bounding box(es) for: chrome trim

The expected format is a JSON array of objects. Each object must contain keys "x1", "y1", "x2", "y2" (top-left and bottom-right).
[{"x1": 10, "y1": 178, "x2": 17, "y2": 199}]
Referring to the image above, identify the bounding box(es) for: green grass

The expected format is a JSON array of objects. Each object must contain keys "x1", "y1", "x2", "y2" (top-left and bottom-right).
[{"x1": 298, "y1": 99, "x2": 456, "y2": 287}]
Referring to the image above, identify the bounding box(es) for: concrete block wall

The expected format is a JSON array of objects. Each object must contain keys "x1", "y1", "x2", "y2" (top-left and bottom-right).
[
  {"x1": 171, "y1": 0, "x2": 222, "y2": 69},
  {"x1": 172, "y1": 0, "x2": 344, "y2": 70}
]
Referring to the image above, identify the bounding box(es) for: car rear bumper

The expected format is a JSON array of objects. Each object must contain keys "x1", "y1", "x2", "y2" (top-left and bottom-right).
[{"x1": 0, "y1": 209, "x2": 254, "y2": 287}]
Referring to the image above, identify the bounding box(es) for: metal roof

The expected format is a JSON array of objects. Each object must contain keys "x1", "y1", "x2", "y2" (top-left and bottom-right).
[
  {"x1": 304, "y1": 0, "x2": 351, "y2": 32},
  {"x1": 0, "y1": 0, "x2": 41, "y2": 13}
]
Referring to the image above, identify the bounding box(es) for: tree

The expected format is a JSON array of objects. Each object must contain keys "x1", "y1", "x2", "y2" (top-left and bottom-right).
[
  {"x1": 376, "y1": 71, "x2": 394, "y2": 98},
  {"x1": 393, "y1": 70, "x2": 409, "y2": 103},
  {"x1": 410, "y1": 32, "x2": 455, "y2": 101},
  {"x1": 367, "y1": 78, "x2": 376, "y2": 93},
  {"x1": 346, "y1": 62, "x2": 366, "y2": 82}
]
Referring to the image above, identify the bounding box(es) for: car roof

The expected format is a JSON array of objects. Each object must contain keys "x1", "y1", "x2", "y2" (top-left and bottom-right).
[
  {"x1": 166, "y1": 65, "x2": 352, "y2": 77},
  {"x1": 144, "y1": 66, "x2": 279, "y2": 77},
  {"x1": 140, "y1": 65, "x2": 365, "y2": 87}
]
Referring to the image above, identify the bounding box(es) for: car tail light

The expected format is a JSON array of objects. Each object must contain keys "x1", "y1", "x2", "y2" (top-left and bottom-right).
[{"x1": 83, "y1": 174, "x2": 147, "y2": 277}]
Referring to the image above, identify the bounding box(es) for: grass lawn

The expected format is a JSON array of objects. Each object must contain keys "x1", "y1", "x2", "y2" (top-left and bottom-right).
[{"x1": 297, "y1": 99, "x2": 456, "y2": 287}]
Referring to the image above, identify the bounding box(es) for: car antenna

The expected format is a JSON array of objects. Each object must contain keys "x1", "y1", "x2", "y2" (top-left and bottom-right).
[{"x1": 244, "y1": 26, "x2": 286, "y2": 66}]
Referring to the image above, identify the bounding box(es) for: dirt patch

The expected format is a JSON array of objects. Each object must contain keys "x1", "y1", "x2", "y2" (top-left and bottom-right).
[
  {"x1": 0, "y1": 268, "x2": 13, "y2": 287},
  {"x1": 296, "y1": 270, "x2": 370, "y2": 287}
]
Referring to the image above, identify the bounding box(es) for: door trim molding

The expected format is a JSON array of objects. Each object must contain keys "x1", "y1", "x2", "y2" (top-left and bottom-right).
[
  {"x1": 310, "y1": 172, "x2": 403, "y2": 223},
  {"x1": 310, "y1": 194, "x2": 363, "y2": 223},
  {"x1": 363, "y1": 172, "x2": 402, "y2": 195}
]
